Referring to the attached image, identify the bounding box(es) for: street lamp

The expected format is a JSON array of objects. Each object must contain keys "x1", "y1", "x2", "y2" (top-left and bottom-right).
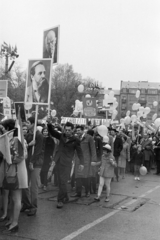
[{"x1": 0, "y1": 42, "x2": 19, "y2": 76}]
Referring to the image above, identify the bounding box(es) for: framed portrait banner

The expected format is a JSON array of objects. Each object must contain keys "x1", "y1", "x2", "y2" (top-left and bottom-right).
[
  {"x1": 25, "y1": 59, "x2": 52, "y2": 107},
  {"x1": 14, "y1": 102, "x2": 26, "y2": 122},
  {"x1": 43, "y1": 25, "x2": 60, "y2": 64}
]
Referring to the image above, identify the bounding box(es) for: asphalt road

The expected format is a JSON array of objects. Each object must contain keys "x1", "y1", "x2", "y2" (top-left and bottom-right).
[{"x1": 0, "y1": 171, "x2": 160, "y2": 240}]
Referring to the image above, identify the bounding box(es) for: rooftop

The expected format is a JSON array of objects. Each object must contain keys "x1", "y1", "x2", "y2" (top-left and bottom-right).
[{"x1": 121, "y1": 81, "x2": 160, "y2": 89}]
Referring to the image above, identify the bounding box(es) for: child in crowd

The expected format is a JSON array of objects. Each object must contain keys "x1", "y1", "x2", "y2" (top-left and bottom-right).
[
  {"x1": 92, "y1": 144, "x2": 117, "y2": 202},
  {"x1": 132, "y1": 145, "x2": 144, "y2": 180}
]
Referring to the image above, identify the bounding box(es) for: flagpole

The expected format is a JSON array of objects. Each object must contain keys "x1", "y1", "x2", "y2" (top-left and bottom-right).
[{"x1": 32, "y1": 105, "x2": 39, "y2": 155}]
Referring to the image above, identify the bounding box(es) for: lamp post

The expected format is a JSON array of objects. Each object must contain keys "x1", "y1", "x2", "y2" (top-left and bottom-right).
[{"x1": 0, "y1": 42, "x2": 19, "y2": 77}]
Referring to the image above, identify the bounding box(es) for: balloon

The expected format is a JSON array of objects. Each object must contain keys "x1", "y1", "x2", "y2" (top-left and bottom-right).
[
  {"x1": 135, "y1": 90, "x2": 140, "y2": 98},
  {"x1": 139, "y1": 106, "x2": 144, "y2": 112},
  {"x1": 137, "y1": 111, "x2": 143, "y2": 118},
  {"x1": 113, "y1": 101, "x2": 118, "y2": 108},
  {"x1": 51, "y1": 109, "x2": 57, "y2": 117},
  {"x1": 78, "y1": 84, "x2": 84, "y2": 93},
  {"x1": 131, "y1": 115, "x2": 137, "y2": 122},
  {"x1": 103, "y1": 135, "x2": 109, "y2": 143},
  {"x1": 126, "y1": 110, "x2": 130, "y2": 116},
  {"x1": 153, "y1": 101, "x2": 158, "y2": 107},
  {"x1": 152, "y1": 113, "x2": 157, "y2": 121},
  {"x1": 124, "y1": 116, "x2": 131, "y2": 125},
  {"x1": 154, "y1": 118, "x2": 160, "y2": 129},
  {"x1": 139, "y1": 166, "x2": 147, "y2": 176},
  {"x1": 144, "y1": 107, "x2": 151, "y2": 114},
  {"x1": 97, "y1": 125, "x2": 108, "y2": 137},
  {"x1": 85, "y1": 94, "x2": 91, "y2": 98},
  {"x1": 132, "y1": 103, "x2": 137, "y2": 111},
  {"x1": 109, "y1": 91, "x2": 114, "y2": 98},
  {"x1": 137, "y1": 103, "x2": 141, "y2": 109}
]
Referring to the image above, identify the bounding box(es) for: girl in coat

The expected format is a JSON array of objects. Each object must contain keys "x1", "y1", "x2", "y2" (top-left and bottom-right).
[{"x1": 92, "y1": 144, "x2": 117, "y2": 202}]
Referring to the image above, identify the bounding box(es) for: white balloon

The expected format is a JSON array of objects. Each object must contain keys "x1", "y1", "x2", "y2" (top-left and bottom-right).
[
  {"x1": 135, "y1": 90, "x2": 140, "y2": 98},
  {"x1": 109, "y1": 91, "x2": 114, "y2": 98},
  {"x1": 137, "y1": 111, "x2": 143, "y2": 118},
  {"x1": 154, "y1": 118, "x2": 160, "y2": 129},
  {"x1": 51, "y1": 109, "x2": 57, "y2": 117},
  {"x1": 143, "y1": 113, "x2": 147, "y2": 119},
  {"x1": 131, "y1": 114, "x2": 137, "y2": 122},
  {"x1": 97, "y1": 125, "x2": 108, "y2": 137},
  {"x1": 126, "y1": 110, "x2": 130, "y2": 116},
  {"x1": 78, "y1": 84, "x2": 84, "y2": 93},
  {"x1": 144, "y1": 107, "x2": 151, "y2": 114},
  {"x1": 25, "y1": 102, "x2": 32, "y2": 110},
  {"x1": 152, "y1": 113, "x2": 157, "y2": 121},
  {"x1": 113, "y1": 109, "x2": 118, "y2": 116},
  {"x1": 124, "y1": 116, "x2": 131, "y2": 125},
  {"x1": 132, "y1": 103, "x2": 137, "y2": 111},
  {"x1": 85, "y1": 94, "x2": 91, "y2": 98},
  {"x1": 113, "y1": 101, "x2": 118, "y2": 108},
  {"x1": 153, "y1": 101, "x2": 158, "y2": 107},
  {"x1": 139, "y1": 106, "x2": 144, "y2": 112}
]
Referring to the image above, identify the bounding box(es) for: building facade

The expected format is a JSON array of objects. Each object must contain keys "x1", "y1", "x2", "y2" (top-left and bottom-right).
[{"x1": 119, "y1": 81, "x2": 159, "y2": 121}]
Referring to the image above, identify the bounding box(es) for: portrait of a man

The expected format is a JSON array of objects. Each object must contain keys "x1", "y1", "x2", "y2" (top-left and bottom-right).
[
  {"x1": 25, "y1": 59, "x2": 52, "y2": 105},
  {"x1": 43, "y1": 26, "x2": 59, "y2": 64}
]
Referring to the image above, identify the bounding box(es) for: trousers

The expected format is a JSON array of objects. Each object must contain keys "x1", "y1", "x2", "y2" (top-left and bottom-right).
[
  {"x1": 76, "y1": 178, "x2": 90, "y2": 196},
  {"x1": 22, "y1": 168, "x2": 41, "y2": 209},
  {"x1": 57, "y1": 163, "x2": 70, "y2": 202}
]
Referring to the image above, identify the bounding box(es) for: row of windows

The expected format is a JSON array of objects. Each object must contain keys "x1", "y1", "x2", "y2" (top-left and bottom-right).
[{"x1": 121, "y1": 88, "x2": 158, "y2": 94}]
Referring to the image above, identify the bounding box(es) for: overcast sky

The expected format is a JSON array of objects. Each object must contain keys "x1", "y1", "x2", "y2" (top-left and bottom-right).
[{"x1": 0, "y1": 0, "x2": 160, "y2": 90}]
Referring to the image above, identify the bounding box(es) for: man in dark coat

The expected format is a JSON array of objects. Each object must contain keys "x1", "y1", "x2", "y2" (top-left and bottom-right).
[
  {"x1": 71, "y1": 126, "x2": 97, "y2": 197},
  {"x1": 110, "y1": 128, "x2": 123, "y2": 181},
  {"x1": 47, "y1": 121, "x2": 84, "y2": 209}
]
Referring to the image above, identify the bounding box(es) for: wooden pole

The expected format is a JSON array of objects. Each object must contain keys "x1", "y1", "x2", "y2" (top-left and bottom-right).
[{"x1": 32, "y1": 105, "x2": 39, "y2": 155}]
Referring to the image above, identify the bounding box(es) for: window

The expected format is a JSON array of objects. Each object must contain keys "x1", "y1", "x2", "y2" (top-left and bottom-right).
[
  {"x1": 141, "y1": 89, "x2": 146, "y2": 94},
  {"x1": 129, "y1": 89, "x2": 136, "y2": 94},
  {"x1": 148, "y1": 89, "x2": 157, "y2": 94},
  {"x1": 121, "y1": 104, "x2": 126, "y2": 110}
]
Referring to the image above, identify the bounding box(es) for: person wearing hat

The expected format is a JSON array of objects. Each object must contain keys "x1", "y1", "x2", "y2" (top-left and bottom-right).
[
  {"x1": 110, "y1": 128, "x2": 123, "y2": 181},
  {"x1": 91, "y1": 144, "x2": 117, "y2": 202}
]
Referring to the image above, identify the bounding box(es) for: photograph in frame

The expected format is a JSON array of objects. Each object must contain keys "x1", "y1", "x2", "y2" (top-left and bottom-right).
[
  {"x1": 25, "y1": 59, "x2": 52, "y2": 106},
  {"x1": 43, "y1": 25, "x2": 60, "y2": 64}
]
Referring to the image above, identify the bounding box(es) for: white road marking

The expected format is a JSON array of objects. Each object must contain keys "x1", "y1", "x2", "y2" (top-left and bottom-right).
[{"x1": 61, "y1": 185, "x2": 160, "y2": 240}]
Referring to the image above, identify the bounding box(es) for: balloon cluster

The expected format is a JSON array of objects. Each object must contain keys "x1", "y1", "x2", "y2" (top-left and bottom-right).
[{"x1": 103, "y1": 91, "x2": 118, "y2": 120}]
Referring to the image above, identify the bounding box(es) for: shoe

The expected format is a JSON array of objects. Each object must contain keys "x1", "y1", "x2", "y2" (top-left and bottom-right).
[
  {"x1": 137, "y1": 177, "x2": 140, "y2": 181},
  {"x1": 85, "y1": 193, "x2": 90, "y2": 198},
  {"x1": 71, "y1": 193, "x2": 81, "y2": 198},
  {"x1": 105, "y1": 198, "x2": 110, "y2": 202},
  {"x1": 0, "y1": 216, "x2": 8, "y2": 222},
  {"x1": 27, "y1": 209, "x2": 37, "y2": 216},
  {"x1": 5, "y1": 222, "x2": 11, "y2": 229},
  {"x1": 57, "y1": 202, "x2": 63, "y2": 209},
  {"x1": 134, "y1": 177, "x2": 137, "y2": 180},
  {"x1": 3, "y1": 224, "x2": 19, "y2": 233},
  {"x1": 116, "y1": 177, "x2": 119, "y2": 182},
  {"x1": 20, "y1": 205, "x2": 30, "y2": 213},
  {"x1": 94, "y1": 196, "x2": 100, "y2": 201}
]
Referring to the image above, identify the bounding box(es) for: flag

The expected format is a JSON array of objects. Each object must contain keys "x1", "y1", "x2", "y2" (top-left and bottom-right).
[
  {"x1": 15, "y1": 106, "x2": 24, "y2": 157},
  {"x1": 0, "y1": 132, "x2": 12, "y2": 164}
]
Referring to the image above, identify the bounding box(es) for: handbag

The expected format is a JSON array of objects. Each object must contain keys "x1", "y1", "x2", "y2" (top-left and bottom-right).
[{"x1": 3, "y1": 164, "x2": 19, "y2": 190}]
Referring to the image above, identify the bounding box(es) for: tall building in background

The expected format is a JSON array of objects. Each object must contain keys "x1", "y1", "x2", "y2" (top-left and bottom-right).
[{"x1": 120, "y1": 81, "x2": 159, "y2": 121}]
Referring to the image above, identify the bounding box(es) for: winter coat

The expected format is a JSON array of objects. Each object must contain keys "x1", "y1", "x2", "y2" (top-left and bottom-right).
[
  {"x1": 41, "y1": 136, "x2": 55, "y2": 171},
  {"x1": 132, "y1": 151, "x2": 144, "y2": 166},
  {"x1": 154, "y1": 140, "x2": 160, "y2": 161},
  {"x1": 99, "y1": 152, "x2": 116, "y2": 178},
  {"x1": 75, "y1": 134, "x2": 97, "y2": 178},
  {"x1": 113, "y1": 136, "x2": 123, "y2": 157},
  {"x1": 48, "y1": 124, "x2": 84, "y2": 168},
  {"x1": 26, "y1": 130, "x2": 44, "y2": 168},
  {"x1": 141, "y1": 139, "x2": 153, "y2": 161}
]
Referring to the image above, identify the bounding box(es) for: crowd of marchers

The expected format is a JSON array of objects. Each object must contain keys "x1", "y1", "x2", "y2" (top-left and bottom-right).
[{"x1": 0, "y1": 117, "x2": 160, "y2": 233}]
